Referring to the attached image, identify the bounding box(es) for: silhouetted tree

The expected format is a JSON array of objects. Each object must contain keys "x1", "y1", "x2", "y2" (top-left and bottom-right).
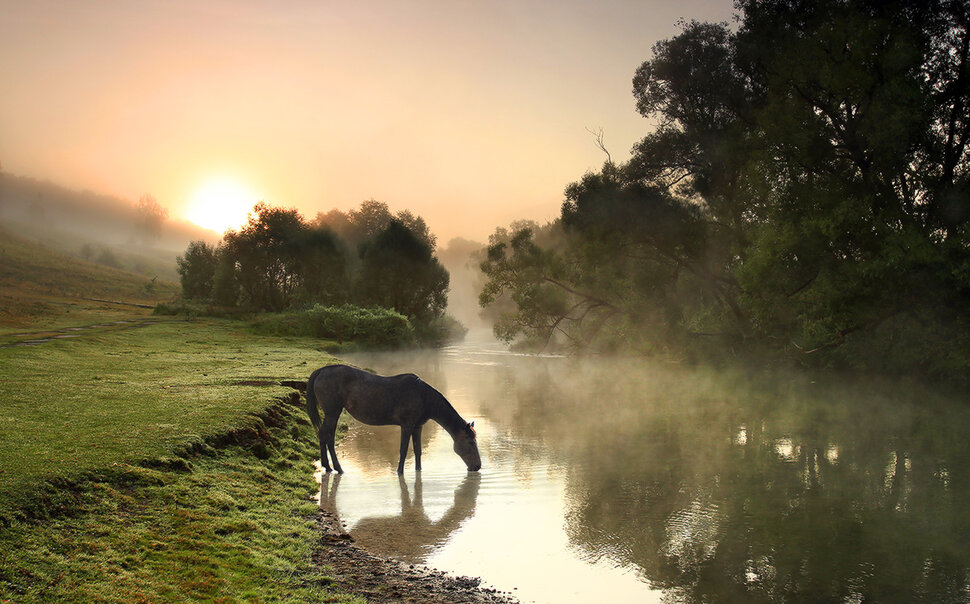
[
  {"x1": 219, "y1": 203, "x2": 348, "y2": 311},
  {"x1": 357, "y1": 220, "x2": 449, "y2": 321},
  {"x1": 211, "y1": 244, "x2": 239, "y2": 307},
  {"x1": 176, "y1": 240, "x2": 217, "y2": 300},
  {"x1": 480, "y1": 0, "x2": 970, "y2": 380}
]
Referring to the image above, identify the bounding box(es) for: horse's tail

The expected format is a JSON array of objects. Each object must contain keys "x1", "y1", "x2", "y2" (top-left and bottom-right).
[{"x1": 305, "y1": 368, "x2": 323, "y2": 433}]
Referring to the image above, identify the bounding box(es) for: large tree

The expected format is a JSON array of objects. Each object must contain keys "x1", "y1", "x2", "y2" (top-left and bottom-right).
[
  {"x1": 480, "y1": 0, "x2": 970, "y2": 378},
  {"x1": 176, "y1": 240, "x2": 216, "y2": 300},
  {"x1": 357, "y1": 219, "x2": 449, "y2": 321},
  {"x1": 220, "y1": 203, "x2": 347, "y2": 312}
]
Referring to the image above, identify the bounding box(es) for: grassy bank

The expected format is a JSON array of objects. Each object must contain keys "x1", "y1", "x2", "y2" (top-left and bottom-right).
[
  {"x1": 0, "y1": 227, "x2": 177, "y2": 334},
  {"x1": 0, "y1": 319, "x2": 358, "y2": 601}
]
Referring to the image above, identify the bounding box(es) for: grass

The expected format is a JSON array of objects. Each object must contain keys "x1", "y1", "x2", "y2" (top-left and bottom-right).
[
  {"x1": 0, "y1": 222, "x2": 370, "y2": 601},
  {"x1": 0, "y1": 318, "x2": 359, "y2": 602},
  {"x1": 0, "y1": 319, "x2": 338, "y2": 514},
  {"x1": 0, "y1": 226, "x2": 178, "y2": 334},
  {"x1": 0, "y1": 402, "x2": 359, "y2": 602}
]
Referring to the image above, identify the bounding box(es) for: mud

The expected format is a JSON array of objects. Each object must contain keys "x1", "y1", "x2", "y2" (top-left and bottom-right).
[{"x1": 313, "y1": 508, "x2": 518, "y2": 603}]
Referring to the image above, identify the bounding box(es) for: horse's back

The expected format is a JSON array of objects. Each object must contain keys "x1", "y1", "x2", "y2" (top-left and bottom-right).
[{"x1": 309, "y1": 365, "x2": 429, "y2": 426}]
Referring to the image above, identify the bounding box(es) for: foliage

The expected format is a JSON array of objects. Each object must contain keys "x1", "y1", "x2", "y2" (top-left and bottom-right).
[
  {"x1": 479, "y1": 0, "x2": 970, "y2": 381},
  {"x1": 175, "y1": 240, "x2": 216, "y2": 300},
  {"x1": 250, "y1": 304, "x2": 415, "y2": 348},
  {"x1": 211, "y1": 244, "x2": 240, "y2": 307},
  {"x1": 413, "y1": 314, "x2": 469, "y2": 347},
  {"x1": 356, "y1": 220, "x2": 449, "y2": 322},
  {"x1": 314, "y1": 199, "x2": 436, "y2": 254},
  {"x1": 220, "y1": 203, "x2": 348, "y2": 312},
  {"x1": 178, "y1": 201, "x2": 452, "y2": 346}
]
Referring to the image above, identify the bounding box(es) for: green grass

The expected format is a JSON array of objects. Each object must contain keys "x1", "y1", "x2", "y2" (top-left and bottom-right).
[
  {"x1": 0, "y1": 318, "x2": 361, "y2": 601},
  {"x1": 0, "y1": 405, "x2": 359, "y2": 602},
  {"x1": 0, "y1": 319, "x2": 337, "y2": 513}
]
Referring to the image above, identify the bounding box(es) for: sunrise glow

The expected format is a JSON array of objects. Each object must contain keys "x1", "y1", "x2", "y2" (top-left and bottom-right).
[{"x1": 185, "y1": 178, "x2": 256, "y2": 234}]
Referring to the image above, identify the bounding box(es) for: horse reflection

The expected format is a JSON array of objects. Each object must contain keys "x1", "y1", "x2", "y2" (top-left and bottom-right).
[{"x1": 319, "y1": 472, "x2": 481, "y2": 563}]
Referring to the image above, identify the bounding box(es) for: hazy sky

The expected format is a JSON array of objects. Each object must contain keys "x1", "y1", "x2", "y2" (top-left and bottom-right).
[{"x1": 1, "y1": 0, "x2": 734, "y2": 242}]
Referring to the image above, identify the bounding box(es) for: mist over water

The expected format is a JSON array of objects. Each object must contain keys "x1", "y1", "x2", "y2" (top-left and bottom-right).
[{"x1": 319, "y1": 332, "x2": 970, "y2": 603}]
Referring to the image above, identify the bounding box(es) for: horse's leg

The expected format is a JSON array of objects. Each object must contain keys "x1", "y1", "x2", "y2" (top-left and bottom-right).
[
  {"x1": 398, "y1": 427, "x2": 412, "y2": 475},
  {"x1": 317, "y1": 424, "x2": 332, "y2": 473},
  {"x1": 324, "y1": 414, "x2": 343, "y2": 474},
  {"x1": 411, "y1": 425, "x2": 423, "y2": 472}
]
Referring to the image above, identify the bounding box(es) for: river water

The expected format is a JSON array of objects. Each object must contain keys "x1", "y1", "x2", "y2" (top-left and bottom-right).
[{"x1": 316, "y1": 332, "x2": 970, "y2": 603}]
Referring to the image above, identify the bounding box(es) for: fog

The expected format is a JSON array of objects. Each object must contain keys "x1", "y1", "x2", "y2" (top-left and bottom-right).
[
  {"x1": 334, "y1": 339, "x2": 970, "y2": 603},
  {"x1": 437, "y1": 237, "x2": 490, "y2": 332},
  {"x1": 0, "y1": 173, "x2": 218, "y2": 282}
]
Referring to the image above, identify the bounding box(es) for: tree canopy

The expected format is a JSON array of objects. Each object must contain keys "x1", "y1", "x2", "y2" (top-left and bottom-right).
[
  {"x1": 176, "y1": 200, "x2": 449, "y2": 328},
  {"x1": 480, "y1": 0, "x2": 970, "y2": 380}
]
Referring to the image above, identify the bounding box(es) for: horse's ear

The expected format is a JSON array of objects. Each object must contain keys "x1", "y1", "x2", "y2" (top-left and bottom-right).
[{"x1": 467, "y1": 421, "x2": 476, "y2": 436}]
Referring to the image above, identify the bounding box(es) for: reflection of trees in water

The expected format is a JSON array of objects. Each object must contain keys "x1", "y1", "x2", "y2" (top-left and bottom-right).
[
  {"x1": 547, "y1": 369, "x2": 970, "y2": 603},
  {"x1": 337, "y1": 348, "x2": 970, "y2": 601},
  {"x1": 319, "y1": 472, "x2": 481, "y2": 564}
]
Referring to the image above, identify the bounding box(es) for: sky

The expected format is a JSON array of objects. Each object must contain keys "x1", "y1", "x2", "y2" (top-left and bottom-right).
[{"x1": 0, "y1": 0, "x2": 735, "y2": 243}]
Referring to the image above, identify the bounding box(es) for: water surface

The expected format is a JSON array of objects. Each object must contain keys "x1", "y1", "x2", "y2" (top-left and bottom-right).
[{"x1": 316, "y1": 333, "x2": 970, "y2": 603}]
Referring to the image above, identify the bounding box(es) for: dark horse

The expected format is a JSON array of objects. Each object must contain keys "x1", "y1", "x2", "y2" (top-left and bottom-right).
[{"x1": 306, "y1": 364, "x2": 481, "y2": 474}]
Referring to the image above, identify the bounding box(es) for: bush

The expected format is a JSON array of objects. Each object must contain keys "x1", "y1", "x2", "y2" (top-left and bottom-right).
[
  {"x1": 153, "y1": 301, "x2": 250, "y2": 319},
  {"x1": 251, "y1": 304, "x2": 414, "y2": 348}
]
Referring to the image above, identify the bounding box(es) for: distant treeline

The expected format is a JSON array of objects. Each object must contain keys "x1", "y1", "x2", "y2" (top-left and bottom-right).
[
  {"x1": 479, "y1": 0, "x2": 970, "y2": 383},
  {"x1": 176, "y1": 200, "x2": 461, "y2": 345}
]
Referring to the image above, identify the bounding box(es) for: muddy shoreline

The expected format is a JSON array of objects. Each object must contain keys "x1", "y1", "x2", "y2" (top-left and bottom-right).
[{"x1": 313, "y1": 507, "x2": 518, "y2": 603}]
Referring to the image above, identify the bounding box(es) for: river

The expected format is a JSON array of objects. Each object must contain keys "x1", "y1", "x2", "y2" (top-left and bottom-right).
[{"x1": 316, "y1": 332, "x2": 970, "y2": 603}]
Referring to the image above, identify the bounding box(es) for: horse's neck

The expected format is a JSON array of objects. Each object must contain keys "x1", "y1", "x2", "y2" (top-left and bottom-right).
[{"x1": 429, "y1": 396, "x2": 465, "y2": 438}]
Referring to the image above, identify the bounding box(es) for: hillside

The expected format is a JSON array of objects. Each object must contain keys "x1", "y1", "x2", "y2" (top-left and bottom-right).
[
  {"x1": 0, "y1": 173, "x2": 219, "y2": 282},
  {"x1": 0, "y1": 227, "x2": 178, "y2": 330}
]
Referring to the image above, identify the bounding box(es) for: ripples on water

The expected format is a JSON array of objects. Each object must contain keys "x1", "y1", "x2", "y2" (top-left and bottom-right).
[{"x1": 316, "y1": 332, "x2": 970, "y2": 603}]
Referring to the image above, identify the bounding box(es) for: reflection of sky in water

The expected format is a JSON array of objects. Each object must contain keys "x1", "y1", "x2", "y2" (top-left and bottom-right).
[
  {"x1": 331, "y1": 334, "x2": 663, "y2": 603},
  {"x1": 327, "y1": 331, "x2": 970, "y2": 603},
  {"x1": 316, "y1": 409, "x2": 659, "y2": 603}
]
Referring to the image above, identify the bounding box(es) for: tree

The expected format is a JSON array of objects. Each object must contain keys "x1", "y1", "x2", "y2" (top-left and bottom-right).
[
  {"x1": 211, "y1": 244, "x2": 239, "y2": 307},
  {"x1": 294, "y1": 225, "x2": 350, "y2": 305},
  {"x1": 136, "y1": 194, "x2": 168, "y2": 243},
  {"x1": 219, "y1": 203, "x2": 348, "y2": 312},
  {"x1": 176, "y1": 240, "x2": 217, "y2": 300},
  {"x1": 479, "y1": 0, "x2": 970, "y2": 379},
  {"x1": 357, "y1": 220, "x2": 449, "y2": 321}
]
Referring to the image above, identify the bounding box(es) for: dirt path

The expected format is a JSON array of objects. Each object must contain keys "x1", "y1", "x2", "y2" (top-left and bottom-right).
[
  {"x1": 2, "y1": 317, "x2": 164, "y2": 347},
  {"x1": 313, "y1": 508, "x2": 518, "y2": 603}
]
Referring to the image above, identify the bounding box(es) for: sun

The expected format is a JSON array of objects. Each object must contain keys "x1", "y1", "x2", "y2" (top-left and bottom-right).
[{"x1": 186, "y1": 178, "x2": 257, "y2": 234}]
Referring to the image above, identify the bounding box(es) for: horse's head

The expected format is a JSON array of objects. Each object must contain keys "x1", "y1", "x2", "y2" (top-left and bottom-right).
[{"x1": 453, "y1": 421, "x2": 481, "y2": 472}]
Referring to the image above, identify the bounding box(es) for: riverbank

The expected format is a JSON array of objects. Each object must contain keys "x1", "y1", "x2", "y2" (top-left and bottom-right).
[
  {"x1": 313, "y1": 506, "x2": 516, "y2": 603},
  {"x1": 0, "y1": 392, "x2": 515, "y2": 602},
  {"x1": 0, "y1": 319, "x2": 515, "y2": 602}
]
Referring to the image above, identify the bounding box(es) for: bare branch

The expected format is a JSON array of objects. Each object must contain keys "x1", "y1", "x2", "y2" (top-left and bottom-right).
[{"x1": 585, "y1": 126, "x2": 613, "y2": 167}]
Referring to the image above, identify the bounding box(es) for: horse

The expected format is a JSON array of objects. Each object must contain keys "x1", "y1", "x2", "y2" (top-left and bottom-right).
[{"x1": 306, "y1": 364, "x2": 481, "y2": 474}]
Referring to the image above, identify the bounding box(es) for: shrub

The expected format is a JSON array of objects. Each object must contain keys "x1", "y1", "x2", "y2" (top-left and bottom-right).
[{"x1": 251, "y1": 304, "x2": 414, "y2": 348}]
